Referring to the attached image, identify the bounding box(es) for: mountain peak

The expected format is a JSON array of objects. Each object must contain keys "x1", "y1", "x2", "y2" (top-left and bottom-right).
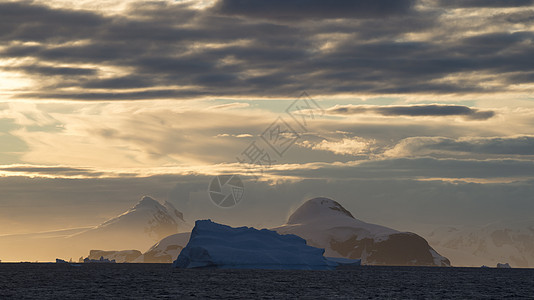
[
  {"x1": 164, "y1": 201, "x2": 185, "y2": 222},
  {"x1": 287, "y1": 197, "x2": 354, "y2": 224},
  {"x1": 84, "y1": 195, "x2": 189, "y2": 247},
  {"x1": 134, "y1": 196, "x2": 162, "y2": 209}
]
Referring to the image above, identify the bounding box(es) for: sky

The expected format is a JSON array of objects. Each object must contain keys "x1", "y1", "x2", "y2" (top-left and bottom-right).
[{"x1": 1, "y1": 0, "x2": 534, "y2": 235}]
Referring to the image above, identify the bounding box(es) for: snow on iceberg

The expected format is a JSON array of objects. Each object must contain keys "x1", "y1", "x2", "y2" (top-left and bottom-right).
[{"x1": 173, "y1": 220, "x2": 339, "y2": 270}]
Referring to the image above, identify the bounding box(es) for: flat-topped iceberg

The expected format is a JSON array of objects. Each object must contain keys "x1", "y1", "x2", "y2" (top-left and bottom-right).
[
  {"x1": 173, "y1": 220, "x2": 339, "y2": 270},
  {"x1": 83, "y1": 256, "x2": 116, "y2": 263}
]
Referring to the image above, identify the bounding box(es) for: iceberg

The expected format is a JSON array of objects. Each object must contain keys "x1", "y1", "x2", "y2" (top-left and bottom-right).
[
  {"x1": 83, "y1": 256, "x2": 116, "y2": 263},
  {"x1": 85, "y1": 250, "x2": 142, "y2": 263},
  {"x1": 497, "y1": 263, "x2": 511, "y2": 268},
  {"x1": 173, "y1": 220, "x2": 339, "y2": 270}
]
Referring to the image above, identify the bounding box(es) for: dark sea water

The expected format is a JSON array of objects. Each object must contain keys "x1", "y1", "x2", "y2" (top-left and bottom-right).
[{"x1": 1, "y1": 264, "x2": 533, "y2": 299}]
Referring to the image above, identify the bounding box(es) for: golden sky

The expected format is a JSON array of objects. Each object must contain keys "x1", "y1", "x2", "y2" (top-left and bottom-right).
[{"x1": 1, "y1": 0, "x2": 534, "y2": 238}]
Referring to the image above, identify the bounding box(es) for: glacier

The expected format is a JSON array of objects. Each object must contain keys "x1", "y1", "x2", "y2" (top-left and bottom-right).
[{"x1": 173, "y1": 220, "x2": 341, "y2": 270}]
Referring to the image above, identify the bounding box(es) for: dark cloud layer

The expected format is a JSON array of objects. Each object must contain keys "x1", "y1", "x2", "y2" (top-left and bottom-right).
[
  {"x1": 0, "y1": 1, "x2": 533, "y2": 100},
  {"x1": 214, "y1": 0, "x2": 416, "y2": 20},
  {"x1": 326, "y1": 104, "x2": 495, "y2": 120},
  {"x1": 389, "y1": 136, "x2": 534, "y2": 157},
  {"x1": 0, "y1": 166, "x2": 105, "y2": 177},
  {"x1": 2, "y1": 65, "x2": 97, "y2": 76},
  {"x1": 0, "y1": 1, "x2": 106, "y2": 43},
  {"x1": 437, "y1": 0, "x2": 534, "y2": 8},
  {"x1": 264, "y1": 158, "x2": 534, "y2": 181},
  {"x1": 2, "y1": 173, "x2": 534, "y2": 235}
]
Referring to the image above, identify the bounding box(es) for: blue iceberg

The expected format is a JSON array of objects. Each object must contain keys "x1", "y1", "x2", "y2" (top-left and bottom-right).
[{"x1": 173, "y1": 220, "x2": 340, "y2": 270}]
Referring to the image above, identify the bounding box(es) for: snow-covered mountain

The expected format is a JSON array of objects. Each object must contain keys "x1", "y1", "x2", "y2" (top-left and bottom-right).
[
  {"x1": 426, "y1": 220, "x2": 534, "y2": 268},
  {"x1": 69, "y1": 196, "x2": 189, "y2": 251},
  {"x1": 0, "y1": 196, "x2": 189, "y2": 262},
  {"x1": 273, "y1": 197, "x2": 450, "y2": 266},
  {"x1": 140, "y1": 197, "x2": 449, "y2": 266}
]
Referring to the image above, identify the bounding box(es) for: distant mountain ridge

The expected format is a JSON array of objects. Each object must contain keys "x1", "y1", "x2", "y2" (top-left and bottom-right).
[
  {"x1": 139, "y1": 197, "x2": 450, "y2": 266},
  {"x1": 426, "y1": 220, "x2": 534, "y2": 268},
  {"x1": 0, "y1": 196, "x2": 189, "y2": 262}
]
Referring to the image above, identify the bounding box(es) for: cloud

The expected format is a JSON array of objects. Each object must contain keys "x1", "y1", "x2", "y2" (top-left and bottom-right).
[
  {"x1": 5, "y1": 99, "x2": 533, "y2": 170},
  {"x1": 208, "y1": 102, "x2": 251, "y2": 110},
  {"x1": 262, "y1": 157, "x2": 534, "y2": 181},
  {"x1": 437, "y1": 0, "x2": 534, "y2": 8},
  {"x1": 20, "y1": 89, "x2": 210, "y2": 101},
  {"x1": 300, "y1": 137, "x2": 375, "y2": 156},
  {"x1": 0, "y1": 174, "x2": 188, "y2": 234},
  {"x1": 214, "y1": 0, "x2": 416, "y2": 20},
  {"x1": 326, "y1": 104, "x2": 496, "y2": 120},
  {"x1": 0, "y1": 165, "x2": 106, "y2": 178},
  {"x1": 0, "y1": 1, "x2": 106, "y2": 43},
  {"x1": 5, "y1": 100, "x2": 286, "y2": 168},
  {"x1": 2, "y1": 171, "x2": 534, "y2": 236},
  {"x1": 0, "y1": 0, "x2": 533, "y2": 101},
  {"x1": 384, "y1": 136, "x2": 534, "y2": 158},
  {"x1": 216, "y1": 133, "x2": 253, "y2": 138},
  {"x1": 81, "y1": 75, "x2": 154, "y2": 89},
  {"x1": 494, "y1": 10, "x2": 534, "y2": 24},
  {"x1": 2, "y1": 65, "x2": 97, "y2": 76}
]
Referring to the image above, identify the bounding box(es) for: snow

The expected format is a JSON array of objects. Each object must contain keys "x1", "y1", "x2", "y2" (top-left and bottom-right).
[
  {"x1": 425, "y1": 219, "x2": 534, "y2": 267},
  {"x1": 135, "y1": 232, "x2": 191, "y2": 263},
  {"x1": 273, "y1": 197, "x2": 399, "y2": 258},
  {"x1": 429, "y1": 249, "x2": 446, "y2": 267},
  {"x1": 95, "y1": 196, "x2": 187, "y2": 234},
  {"x1": 0, "y1": 196, "x2": 190, "y2": 262},
  {"x1": 273, "y1": 197, "x2": 449, "y2": 266},
  {"x1": 163, "y1": 201, "x2": 185, "y2": 222},
  {"x1": 173, "y1": 220, "x2": 339, "y2": 270},
  {"x1": 68, "y1": 196, "x2": 190, "y2": 252}
]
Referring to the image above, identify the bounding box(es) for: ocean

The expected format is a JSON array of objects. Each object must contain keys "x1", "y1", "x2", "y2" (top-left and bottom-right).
[{"x1": 0, "y1": 264, "x2": 533, "y2": 299}]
